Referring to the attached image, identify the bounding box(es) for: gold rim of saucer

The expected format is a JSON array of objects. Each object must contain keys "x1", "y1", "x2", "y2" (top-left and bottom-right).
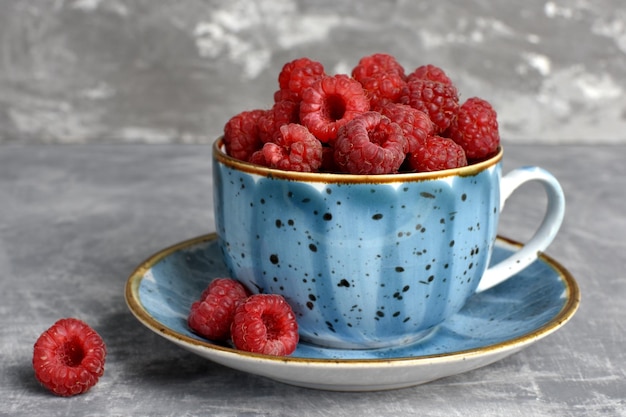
[
  {"x1": 212, "y1": 138, "x2": 503, "y2": 184},
  {"x1": 125, "y1": 233, "x2": 580, "y2": 365}
]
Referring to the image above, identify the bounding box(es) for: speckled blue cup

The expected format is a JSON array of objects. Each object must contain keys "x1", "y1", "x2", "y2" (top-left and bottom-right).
[{"x1": 212, "y1": 139, "x2": 565, "y2": 349}]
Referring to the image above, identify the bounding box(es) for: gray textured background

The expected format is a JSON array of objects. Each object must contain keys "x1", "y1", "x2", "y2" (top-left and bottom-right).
[{"x1": 1, "y1": 0, "x2": 625, "y2": 144}]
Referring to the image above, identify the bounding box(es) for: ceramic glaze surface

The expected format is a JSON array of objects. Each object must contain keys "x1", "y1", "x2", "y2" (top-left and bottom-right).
[{"x1": 213, "y1": 145, "x2": 502, "y2": 348}]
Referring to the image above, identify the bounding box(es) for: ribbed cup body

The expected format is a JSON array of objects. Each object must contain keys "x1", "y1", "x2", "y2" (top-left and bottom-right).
[{"x1": 213, "y1": 139, "x2": 502, "y2": 349}]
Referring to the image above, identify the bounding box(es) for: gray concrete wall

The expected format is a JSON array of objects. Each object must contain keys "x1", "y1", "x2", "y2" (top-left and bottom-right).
[{"x1": 1, "y1": 0, "x2": 624, "y2": 144}]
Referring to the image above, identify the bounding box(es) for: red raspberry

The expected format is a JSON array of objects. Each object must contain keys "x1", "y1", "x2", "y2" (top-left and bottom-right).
[
  {"x1": 380, "y1": 103, "x2": 434, "y2": 153},
  {"x1": 408, "y1": 135, "x2": 468, "y2": 172},
  {"x1": 231, "y1": 294, "x2": 299, "y2": 356},
  {"x1": 277, "y1": 57, "x2": 326, "y2": 102},
  {"x1": 352, "y1": 53, "x2": 406, "y2": 83},
  {"x1": 258, "y1": 100, "x2": 300, "y2": 143},
  {"x1": 260, "y1": 124, "x2": 323, "y2": 172},
  {"x1": 188, "y1": 278, "x2": 250, "y2": 341},
  {"x1": 400, "y1": 79, "x2": 460, "y2": 134},
  {"x1": 32, "y1": 318, "x2": 106, "y2": 397},
  {"x1": 333, "y1": 111, "x2": 407, "y2": 174},
  {"x1": 407, "y1": 64, "x2": 453, "y2": 86},
  {"x1": 446, "y1": 97, "x2": 500, "y2": 161},
  {"x1": 248, "y1": 150, "x2": 268, "y2": 166},
  {"x1": 358, "y1": 72, "x2": 407, "y2": 111},
  {"x1": 273, "y1": 88, "x2": 293, "y2": 103},
  {"x1": 223, "y1": 109, "x2": 266, "y2": 162},
  {"x1": 300, "y1": 74, "x2": 370, "y2": 143}
]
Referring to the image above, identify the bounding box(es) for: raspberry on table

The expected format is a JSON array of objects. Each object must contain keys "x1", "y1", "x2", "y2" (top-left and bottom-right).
[
  {"x1": 259, "y1": 124, "x2": 323, "y2": 172},
  {"x1": 352, "y1": 53, "x2": 406, "y2": 83},
  {"x1": 446, "y1": 97, "x2": 500, "y2": 161},
  {"x1": 299, "y1": 74, "x2": 370, "y2": 143},
  {"x1": 380, "y1": 103, "x2": 434, "y2": 154},
  {"x1": 32, "y1": 318, "x2": 106, "y2": 397},
  {"x1": 400, "y1": 78, "x2": 460, "y2": 134},
  {"x1": 231, "y1": 294, "x2": 299, "y2": 356},
  {"x1": 223, "y1": 109, "x2": 267, "y2": 162},
  {"x1": 407, "y1": 64, "x2": 453, "y2": 86},
  {"x1": 277, "y1": 57, "x2": 326, "y2": 102},
  {"x1": 188, "y1": 278, "x2": 250, "y2": 341},
  {"x1": 407, "y1": 135, "x2": 468, "y2": 172},
  {"x1": 333, "y1": 111, "x2": 407, "y2": 174}
]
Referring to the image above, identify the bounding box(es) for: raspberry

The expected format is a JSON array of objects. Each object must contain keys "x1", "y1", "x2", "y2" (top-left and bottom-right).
[
  {"x1": 258, "y1": 100, "x2": 300, "y2": 143},
  {"x1": 231, "y1": 294, "x2": 299, "y2": 356},
  {"x1": 300, "y1": 74, "x2": 370, "y2": 143},
  {"x1": 260, "y1": 124, "x2": 323, "y2": 172},
  {"x1": 400, "y1": 79, "x2": 460, "y2": 133},
  {"x1": 32, "y1": 318, "x2": 106, "y2": 397},
  {"x1": 188, "y1": 278, "x2": 250, "y2": 341},
  {"x1": 273, "y1": 88, "x2": 293, "y2": 103},
  {"x1": 380, "y1": 103, "x2": 434, "y2": 153},
  {"x1": 358, "y1": 72, "x2": 407, "y2": 111},
  {"x1": 333, "y1": 111, "x2": 407, "y2": 174},
  {"x1": 446, "y1": 97, "x2": 500, "y2": 161},
  {"x1": 223, "y1": 109, "x2": 267, "y2": 162},
  {"x1": 407, "y1": 64, "x2": 453, "y2": 86},
  {"x1": 277, "y1": 57, "x2": 326, "y2": 102},
  {"x1": 407, "y1": 135, "x2": 468, "y2": 172},
  {"x1": 352, "y1": 53, "x2": 406, "y2": 83},
  {"x1": 248, "y1": 149, "x2": 268, "y2": 166}
]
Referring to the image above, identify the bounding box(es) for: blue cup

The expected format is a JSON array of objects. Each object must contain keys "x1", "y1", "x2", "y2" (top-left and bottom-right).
[{"x1": 213, "y1": 139, "x2": 565, "y2": 349}]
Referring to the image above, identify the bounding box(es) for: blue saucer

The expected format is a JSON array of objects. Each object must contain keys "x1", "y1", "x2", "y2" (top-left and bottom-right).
[{"x1": 125, "y1": 234, "x2": 579, "y2": 391}]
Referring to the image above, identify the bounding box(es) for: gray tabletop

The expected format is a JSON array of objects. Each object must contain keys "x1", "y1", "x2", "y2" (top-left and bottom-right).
[{"x1": 1, "y1": 143, "x2": 624, "y2": 416}]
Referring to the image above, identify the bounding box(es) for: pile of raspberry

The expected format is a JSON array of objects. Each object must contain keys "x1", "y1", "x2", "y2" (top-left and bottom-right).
[
  {"x1": 223, "y1": 54, "x2": 500, "y2": 174},
  {"x1": 188, "y1": 278, "x2": 299, "y2": 356}
]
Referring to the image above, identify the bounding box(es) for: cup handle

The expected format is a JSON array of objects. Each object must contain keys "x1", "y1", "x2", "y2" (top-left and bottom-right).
[{"x1": 475, "y1": 166, "x2": 566, "y2": 292}]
